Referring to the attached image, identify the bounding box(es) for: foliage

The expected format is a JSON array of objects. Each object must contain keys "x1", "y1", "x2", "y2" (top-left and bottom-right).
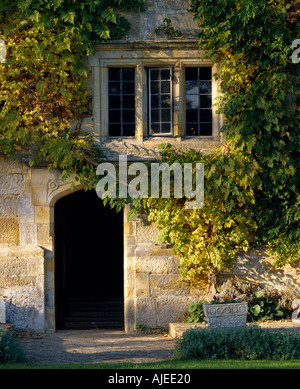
[
  {"x1": 0, "y1": 330, "x2": 25, "y2": 363},
  {"x1": 0, "y1": 0, "x2": 299, "y2": 293},
  {"x1": 248, "y1": 291, "x2": 285, "y2": 321},
  {"x1": 216, "y1": 277, "x2": 294, "y2": 319},
  {"x1": 189, "y1": 0, "x2": 300, "y2": 267},
  {"x1": 210, "y1": 295, "x2": 238, "y2": 304},
  {"x1": 186, "y1": 301, "x2": 207, "y2": 323},
  {"x1": 126, "y1": 144, "x2": 257, "y2": 294},
  {"x1": 136, "y1": 323, "x2": 146, "y2": 331},
  {"x1": 0, "y1": 0, "x2": 145, "y2": 188},
  {"x1": 129, "y1": 0, "x2": 299, "y2": 292},
  {"x1": 175, "y1": 326, "x2": 300, "y2": 360},
  {"x1": 185, "y1": 278, "x2": 295, "y2": 322}
]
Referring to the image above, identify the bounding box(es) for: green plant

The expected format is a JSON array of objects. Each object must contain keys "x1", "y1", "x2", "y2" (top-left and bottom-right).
[
  {"x1": 210, "y1": 295, "x2": 239, "y2": 304},
  {"x1": 175, "y1": 326, "x2": 300, "y2": 360},
  {"x1": 136, "y1": 323, "x2": 146, "y2": 331},
  {"x1": 186, "y1": 301, "x2": 207, "y2": 323},
  {"x1": 125, "y1": 0, "x2": 300, "y2": 297},
  {"x1": 0, "y1": 0, "x2": 299, "y2": 299},
  {"x1": 0, "y1": 0, "x2": 145, "y2": 190},
  {"x1": 248, "y1": 291, "x2": 284, "y2": 322},
  {"x1": 189, "y1": 0, "x2": 300, "y2": 268},
  {"x1": 0, "y1": 331, "x2": 25, "y2": 363}
]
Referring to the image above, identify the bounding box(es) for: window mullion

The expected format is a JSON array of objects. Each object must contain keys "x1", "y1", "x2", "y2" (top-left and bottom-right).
[
  {"x1": 148, "y1": 67, "x2": 172, "y2": 136},
  {"x1": 120, "y1": 69, "x2": 123, "y2": 136}
]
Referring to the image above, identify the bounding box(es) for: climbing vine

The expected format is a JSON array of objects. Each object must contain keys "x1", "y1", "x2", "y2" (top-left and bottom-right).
[
  {"x1": 189, "y1": 0, "x2": 300, "y2": 265},
  {"x1": 0, "y1": 0, "x2": 145, "y2": 189},
  {"x1": 127, "y1": 0, "x2": 300, "y2": 295},
  {"x1": 0, "y1": 0, "x2": 299, "y2": 295}
]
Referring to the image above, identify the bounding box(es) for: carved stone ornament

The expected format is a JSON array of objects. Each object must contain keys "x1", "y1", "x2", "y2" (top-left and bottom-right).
[{"x1": 203, "y1": 301, "x2": 248, "y2": 329}]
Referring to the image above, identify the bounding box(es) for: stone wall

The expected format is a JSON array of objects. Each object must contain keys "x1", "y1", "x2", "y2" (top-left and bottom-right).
[
  {"x1": 0, "y1": 1, "x2": 298, "y2": 332},
  {"x1": 119, "y1": 0, "x2": 199, "y2": 41},
  {"x1": 0, "y1": 156, "x2": 47, "y2": 331},
  {"x1": 0, "y1": 245, "x2": 44, "y2": 331},
  {"x1": 222, "y1": 247, "x2": 300, "y2": 294},
  {"x1": 0, "y1": 156, "x2": 299, "y2": 333},
  {"x1": 124, "y1": 209, "x2": 300, "y2": 330},
  {"x1": 124, "y1": 210, "x2": 201, "y2": 330}
]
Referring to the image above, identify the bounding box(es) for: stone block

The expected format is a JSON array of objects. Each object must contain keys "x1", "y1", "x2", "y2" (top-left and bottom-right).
[
  {"x1": 124, "y1": 297, "x2": 136, "y2": 332},
  {"x1": 0, "y1": 245, "x2": 45, "y2": 331},
  {"x1": 156, "y1": 296, "x2": 193, "y2": 328},
  {"x1": 37, "y1": 223, "x2": 52, "y2": 247},
  {"x1": 0, "y1": 244, "x2": 43, "y2": 259},
  {"x1": 0, "y1": 174, "x2": 26, "y2": 195},
  {"x1": 0, "y1": 217, "x2": 20, "y2": 244},
  {"x1": 18, "y1": 194, "x2": 34, "y2": 223},
  {"x1": 150, "y1": 246, "x2": 174, "y2": 257},
  {"x1": 167, "y1": 256, "x2": 180, "y2": 274},
  {"x1": 136, "y1": 222, "x2": 160, "y2": 243},
  {"x1": 124, "y1": 245, "x2": 136, "y2": 258},
  {"x1": 0, "y1": 156, "x2": 25, "y2": 174},
  {"x1": 45, "y1": 308, "x2": 55, "y2": 333},
  {"x1": 135, "y1": 298, "x2": 156, "y2": 326},
  {"x1": 149, "y1": 274, "x2": 189, "y2": 296},
  {"x1": 31, "y1": 185, "x2": 47, "y2": 206},
  {"x1": 19, "y1": 223, "x2": 37, "y2": 244},
  {"x1": 135, "y1": 257, "x2": 168, "y2": 274},
  {"x1": 124, "y1": 221, "x2": 135, "y2": 236},
  {"x1": 135, "y1": 272, "x2": 149, "y2": 298},
  {"x1": 0, "y1": 195, "x2": 18, "y2": 217},
  {"x1": 0, "y1": 256, "x2": 28, "y2": 280},
  {"x1": 135, "y1": 244, "x2": 151, "y2": 257}
]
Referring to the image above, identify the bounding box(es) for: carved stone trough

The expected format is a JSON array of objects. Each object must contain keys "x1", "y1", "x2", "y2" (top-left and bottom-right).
[{"x1": 203, "y1": 301, "x2": 248, "y2": 329}]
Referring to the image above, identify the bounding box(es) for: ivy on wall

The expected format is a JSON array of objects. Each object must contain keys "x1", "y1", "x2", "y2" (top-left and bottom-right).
[
  {"x1": 189, "y1": 0, "x2": 300, "y2": 264},
  {"x1": 0, "y1": 0, "x2": 299, "y2": 296},
  {"x1": 126, "y1": 0, "x2": 300, "y2": 296},
  {"x1": 0, "y1": 0, "x2": 145, "y2": 188}
]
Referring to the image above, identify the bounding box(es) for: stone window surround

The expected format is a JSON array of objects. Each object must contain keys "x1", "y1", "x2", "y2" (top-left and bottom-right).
[{"x1": 88, "y1": 40, "x2": 223, "y2": 142}]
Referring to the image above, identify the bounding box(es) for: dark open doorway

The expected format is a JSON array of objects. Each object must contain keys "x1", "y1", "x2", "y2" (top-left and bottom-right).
[{"x1": 54, "y1": 190, "x2": 124, "y2": 329}]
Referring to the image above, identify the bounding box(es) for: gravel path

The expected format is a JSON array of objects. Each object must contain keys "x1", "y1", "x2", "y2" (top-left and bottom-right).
[
  {"x1": 15, "y1": 320, "x2": 300, "y2": 365},
  {"x1": 18, "y1": 329, "x2": 176, "y2": 365}
]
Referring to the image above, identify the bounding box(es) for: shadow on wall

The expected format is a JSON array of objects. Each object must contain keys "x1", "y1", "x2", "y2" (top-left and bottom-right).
[{"x1": 0, "y1": 297, "x2": 44, "y2": 333}]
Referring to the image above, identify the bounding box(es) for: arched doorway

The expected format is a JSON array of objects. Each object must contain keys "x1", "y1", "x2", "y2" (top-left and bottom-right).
[{"x1": 54, "y1": 190, "x2": 124, "y2": 329}]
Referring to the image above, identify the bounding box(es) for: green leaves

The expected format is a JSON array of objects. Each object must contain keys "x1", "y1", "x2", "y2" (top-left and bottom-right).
[
  {"x1": 0, "y1": 0, "x2": 144, "y2": 191},
  {"x1": 248, "y1": 291, "x2": 285, "y2": 321},
  {"x1": 186, "y1": 301, "x2": 207, "y2": 323},
  {"x1": 190, "y1": 0, "x2": 300, "y2": 267}
]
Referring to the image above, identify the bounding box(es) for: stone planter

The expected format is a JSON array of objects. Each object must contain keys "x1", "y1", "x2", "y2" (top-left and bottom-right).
[{"x1": 203, "y1": 301, "x2": 248, "y2": 329}]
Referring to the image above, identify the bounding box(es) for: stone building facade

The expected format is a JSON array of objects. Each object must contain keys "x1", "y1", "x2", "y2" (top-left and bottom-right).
[{"x1": 0, "y1": 1, "x2": 299, "y2": 333}]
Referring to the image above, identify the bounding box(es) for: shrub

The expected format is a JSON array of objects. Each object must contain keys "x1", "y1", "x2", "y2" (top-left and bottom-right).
[
  {"x1": 0, "y1": 330, "x2": 25, "y2": 363},
  {"x1": 175, "y1": 326, "x2": 300, "y2": 360}
]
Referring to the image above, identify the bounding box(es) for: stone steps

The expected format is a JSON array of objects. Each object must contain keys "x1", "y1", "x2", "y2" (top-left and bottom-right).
[{"x1": 63, "y1": 297, "x2": 124, "y2": 329}]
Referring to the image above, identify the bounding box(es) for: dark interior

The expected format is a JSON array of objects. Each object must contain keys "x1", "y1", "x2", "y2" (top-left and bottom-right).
[{"x1": 54, "y1": 190, "x2": 124, "y2": 329}]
